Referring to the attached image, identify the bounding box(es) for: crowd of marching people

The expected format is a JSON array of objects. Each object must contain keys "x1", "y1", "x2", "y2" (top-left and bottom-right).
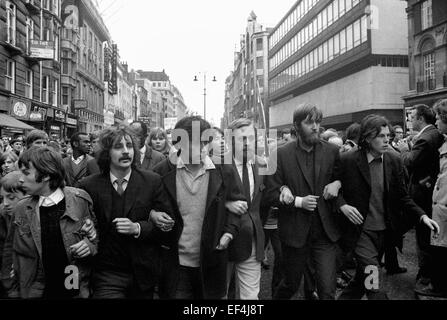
[{"x1": 0, "y1": 99, "x2": 446, "y2": 300}]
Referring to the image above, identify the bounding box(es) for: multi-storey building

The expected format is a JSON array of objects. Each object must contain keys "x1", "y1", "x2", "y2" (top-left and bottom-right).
[
  {"x1": 268, "y1": 0, "x2": 409, "y2": 131},
  {"x1": 1, "y1": 0, "x2": 64, "y2": 139},
  {"x1": 137, "y1": 70, "x2": 175, "y2": 124},
  {"x1": 403, "y1": 0, "x2": 447, "y2": 131},
  {"x1": 61, "y1": 0, "x2": 110, "y2": 135},
  {"x1": 172, "y1": 84, "x2": 187, "y2": 120},
  {"x1": 223, "y1": 12, "x2": 270, "y2": 129}
]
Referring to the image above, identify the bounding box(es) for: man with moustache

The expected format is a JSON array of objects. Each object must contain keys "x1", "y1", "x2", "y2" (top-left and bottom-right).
[
  {"x1": 79, "y1": 126, "x2": 174, "y2": 298},
  {"x1": 337, "y1": 114, "x2": 439, "y2": 300},
  {"x1": 265, "y1": 103, "x2": 343, "y2": 300}
]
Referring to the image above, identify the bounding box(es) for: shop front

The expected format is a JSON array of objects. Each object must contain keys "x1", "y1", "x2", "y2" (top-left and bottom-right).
[{"x1": 65, "y1": 114, "x2": 78, "y2": 139}]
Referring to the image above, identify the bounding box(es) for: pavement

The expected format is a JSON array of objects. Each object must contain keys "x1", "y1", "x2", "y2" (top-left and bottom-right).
[{"x1": 259, "y1": 229, "x2": 447, "y2": 300}]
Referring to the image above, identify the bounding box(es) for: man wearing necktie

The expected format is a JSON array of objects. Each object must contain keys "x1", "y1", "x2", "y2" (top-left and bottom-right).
[
  {"x1": 225, "y1": 118, "x2": 266, "y2": 300},
  {"x1": 337, "y1": 114, "x2": 440, "y2": 300},
  {"x1": 79, "y1": 126, "x2": 174, "y2": 299},
  {"x1": 129, "y1": 121, "x2": 165, "y2": 171}
]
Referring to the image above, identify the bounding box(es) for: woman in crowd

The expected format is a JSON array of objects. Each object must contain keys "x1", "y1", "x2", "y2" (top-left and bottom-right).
[
  {"x1": 0, "y1": 152, "x2": 19, "y2": 177},
  {"x1": 148, "y1": 127, "x2": 173, "y2": 158}
]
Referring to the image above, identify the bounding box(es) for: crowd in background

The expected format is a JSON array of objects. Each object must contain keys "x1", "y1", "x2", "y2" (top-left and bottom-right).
[{"x1": 0, "y1": 99, "x2": 446, "y2": 300}]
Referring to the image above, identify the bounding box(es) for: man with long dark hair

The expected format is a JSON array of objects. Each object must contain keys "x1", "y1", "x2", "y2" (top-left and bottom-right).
[
  {"x1": 79, "y1": 126, "x2": 174, "y2": 298},
  {"x1": 337, "y1": 114, "x2": 439, "y2": 300}
]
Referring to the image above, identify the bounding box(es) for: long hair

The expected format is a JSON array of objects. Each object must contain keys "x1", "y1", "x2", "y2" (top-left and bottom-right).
[
  {"x1": 96, "y1": 126, "x2": 140, "y2": 174},
  {"x1": 0, "y1": 151, "x2": 19, "y2": 175},
  {"x1": 18, "y1": 147, "x2": 66, "y2": 190},
  {"x1": 358, "y1": 114, "x2": 391, "y2": 151},
  {"x1": 148, "y1": 127, "x2": 171, "y2": 155},
  {"x1": 0, "y1": 171, "x2": 26, "y2": 194}
]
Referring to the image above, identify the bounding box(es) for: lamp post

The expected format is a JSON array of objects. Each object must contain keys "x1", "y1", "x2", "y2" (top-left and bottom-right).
[{"x1": 194, "y1": 72, "x2": 216, "y2": 121}]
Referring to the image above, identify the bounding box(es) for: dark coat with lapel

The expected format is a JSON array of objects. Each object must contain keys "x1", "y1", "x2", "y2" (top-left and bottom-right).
[
  {"x1": 152, "y1": 158, "x2": 244, "y2": 299},
  {"x1": 139, "y1": 145, "x2": 165, "y2": 171},
  {"x1": 228, "y1": 162, "x2": 266, "y2": 263},
  {"x1": 63, "y1": 154, "x2": 94, "y2": 188},
  {"x1": 401, "y1": 125, "x2": 443, "y2": 212},
  {"x1": 79, "y1": 168, "x2": 174, "y2": 291},
  {"x1": 337, "y1": 149, "x2": 426, "y2": 253},
  {"x1": 264, "y1": 140, "x2": 342, "y2": 248}
]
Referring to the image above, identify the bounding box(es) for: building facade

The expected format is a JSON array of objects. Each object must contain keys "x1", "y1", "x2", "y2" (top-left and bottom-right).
[
  {"x1": 1, "y1": 0, "x2": 64, "y2": 139},
  {"x1": 403, "y1": 0, "x2": 447, "y2": 132},
  {"x1": 61, "y1": 0, "x2": 110, "y2": 135},
  {"x1": 172, "y1": 84, "x2": 187, "y2": 120},
  {"x1": 268, "y1": 0, "x2": 409, "y2": 131},
  {"x1": 223, "y1": 12, "x2": 270, "y2": 129}
]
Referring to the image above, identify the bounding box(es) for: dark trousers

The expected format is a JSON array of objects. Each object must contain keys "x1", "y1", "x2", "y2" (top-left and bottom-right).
[
  {"x1": 264, "y1": 228, "x2": 283, "y2": 296},
  {"x1": 273, "y1": 214, "x2": 337, "y2": 300},
  {"x1": 174, "y1": 266, "x2": 204, "y2": 299},
  {"x1": 92, "y1": 269, "x2": 154, "y2": 299},
  {"x1": 416, "y1": 222, "x2": 434, "y2": 279},
  {"x1": 339, "y1": 229, "x2": 388, "y2": 300}
]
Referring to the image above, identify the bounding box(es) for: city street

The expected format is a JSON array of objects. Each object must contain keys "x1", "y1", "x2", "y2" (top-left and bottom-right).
[{"x1": 259, "y1": 229, "x2": 447, "y2": 300}]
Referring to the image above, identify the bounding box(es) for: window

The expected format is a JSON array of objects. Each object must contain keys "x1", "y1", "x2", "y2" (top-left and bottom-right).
[
  {"x1": 53, "y1": 0, "x2": 60, "y2": 15},
  {"x1": 62, "y1": 86, "x2": 69, "y2": 105},
  {"x1": 353, "y1": 20, "x2": 361, "y2": 46},
  {"x1": 6, "y1": 1, "x2": 16, "y2": 45},
  {"x1": 334, "y1": 33, "x2": 340, "y2": 56},
  {"x1": 26, "y1": 17, "x2": 34, "y2": 54},
  {"x1": 328, "y1": 3, "x2": 334, "y2": 25},
  {"x1": 25, "y1": 69, "x2": 33, "y2": 99},
  {"x1": 334, "y1": 0, "x2": 339, "y2": 21},
  {"x1": 54, "y1": 34, "x2": 59, "y2": 61},
  {"x1": 256, "y1": 38, "x2": 263, "y2": 51},
  {"x1": 62, "y1": 59, "x2": 69, "y2": 75},
  {"x1": 323, "y1": 41, "x2": 328, "y2": 63},
  {"x1": 361, "y1": 15, "x2": 368, "y2": 43},
  {"x1": 43, "y1": 0, "x2": 50, "y2": 11},
  {"x1": 423, "y1": 52, "x2": 435, "y2": 83},
  {"x1": 346, "y1": 24, "x2": 353, "y2": 50},
  {"x1": 5, "y1": 60, "x2": 15, "y2": 93},
  {"x1": 42, "y1": 76, "x2": 49, "y2": 103},
  {"x1": 328, "y1": 38, "x2": 334, "y2": 60},
  {"x1": 421, "y1": 0, "x2": 433, "y2": 30},
  {"x1": 322, "y1": 8, "x2": 328, "y2": 30},
  {"x1": 318, "y1": 45, "x2": 323, "y2": 65},
  {"x1": 346, "y1": 0, "x2": 352, "y2": 12},
  {"x1": 340, "y1": 28, "x2": 347, "y2": 53},
  {"x1": 339, "y1": 0, "x2": 346, "y2": 15}
]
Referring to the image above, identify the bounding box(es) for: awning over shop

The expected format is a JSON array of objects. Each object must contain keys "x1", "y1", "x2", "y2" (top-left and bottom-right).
[{"x1": 0, "y1": 113, "x2": 36, "y2": 130}]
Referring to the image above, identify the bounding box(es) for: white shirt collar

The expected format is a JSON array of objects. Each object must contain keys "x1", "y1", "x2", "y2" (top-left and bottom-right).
[
  {"x1": 140, "y1": 145, "x2": 146, "y2": 155},
  {"x1": 72, "y1": 154, "x2": 85, "y2": 162},
  {"x1": 367, "y1": 152, "x2": 384, "y2": 164},
  {"x1": 38, "y1": 188, "x2": 65, "y2": 207},
  {"x1": 110, "y1": 170, "x2": 132, "y2": 185}
]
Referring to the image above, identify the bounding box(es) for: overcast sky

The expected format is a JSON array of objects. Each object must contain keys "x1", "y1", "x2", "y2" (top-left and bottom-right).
[{"x1": 95, "y1": 0, "x2": 294, "y2": 126}]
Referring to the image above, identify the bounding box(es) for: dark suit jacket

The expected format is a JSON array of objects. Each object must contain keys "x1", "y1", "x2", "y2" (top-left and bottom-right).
[
  {"x1": 228, "y1": 162, "x2": 266, "y2": 263},
  {"x1": 264, "y1": 140, "x2": 342, "y2": 248},
  {"x1": 401, "y1": 125, "x2": 443, "y2": 212},
  {"x1": 79, "y1": 168, "x2": 174, "y2": 291},
  {"x1": 337, "y1": 149, "x2": 426, "y2": 252},
  {"x1": 152, "y1": 158, "x2": 244, "y2": 299},
  {"x1": 139, "y1": 145, "x2": 165, "y2": 171}
]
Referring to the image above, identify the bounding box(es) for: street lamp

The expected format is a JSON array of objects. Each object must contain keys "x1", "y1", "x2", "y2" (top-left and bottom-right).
[{"x1": 193, "y1": 72, "x2": 216, "y2": 121}]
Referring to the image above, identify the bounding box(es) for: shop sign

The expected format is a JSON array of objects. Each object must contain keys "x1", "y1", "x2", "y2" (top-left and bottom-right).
[
  {"x1": 29, "y1": 105, "x2": 47, "y2": 122},
  {"x1": 50, "y1": 125, "x2": 61, "y2": 131},
  {"x1": 54, "y1": 110, "x2": 66, "y2": 122},
  {"x1": 11, "y1": 101, "x2": 29, "y2": 120}
]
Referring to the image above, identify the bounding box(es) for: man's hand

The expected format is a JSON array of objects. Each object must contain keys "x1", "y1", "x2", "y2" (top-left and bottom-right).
[
  {"x1": 323, "y1": 181, "x2": 341, "y2": 200},
  {"x1": 397, "y1": 140, "x2": 410, "y2": 153},
  {"x1": 149, "y1": 210, "x2": 175, "y2": 232},
  {"x1": 421, "y1": 215, "x2": 440, "y2": 235},
  {"x1": 70, "y1": 240, "x2": 91, "y2": 258},
  {"x1": 113, "y1": 218, "x2": 139, "y2": 235},
  {"x1": 340, "y1": 204, "x2": 364, "y2": 225},
  {"x1": 280, "y1": 186, "x2": 294, "y2": 205},
  {"x1": 80, "y1": 218, "x2": 96, "y2": 241},
  {"x1": 216, "y1": 233, "x2": 233, "y2": 250},
  {"x1": 225, "y1": 200, "x2": 248, "y2": 215},
  {"x1": 302, "y1": 195, "x2": 319, "y2": 212}
]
